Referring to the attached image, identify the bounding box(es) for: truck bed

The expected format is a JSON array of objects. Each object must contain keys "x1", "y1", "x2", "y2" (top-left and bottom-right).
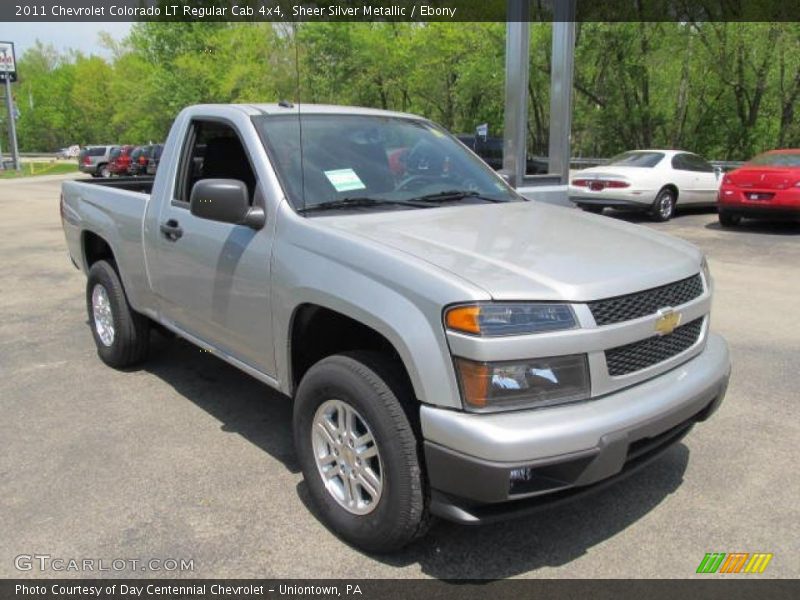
[
  {"x1": 61, "y1": 176, "x2": 154, "y2": 313},
  {"x1": 75, "y1": 176, "x2": 155, "y2": 194}
]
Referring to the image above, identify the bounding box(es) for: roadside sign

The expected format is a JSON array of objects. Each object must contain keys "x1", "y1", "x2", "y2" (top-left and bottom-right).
[
  {"x1": 476, "y1": 123, "x2": 488, "y2": 140},
  {"x1": 0, "y1": 41, "x2": 17, "y2": 83}
]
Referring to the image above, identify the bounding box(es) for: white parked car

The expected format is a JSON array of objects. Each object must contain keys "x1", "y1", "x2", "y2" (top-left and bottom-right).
[
  {"x1": 58, "y1": 145, "x2": 81, "y2": 159},
  {"x1": 569, "y1": 150, "x2": 721, "y2": 221}
]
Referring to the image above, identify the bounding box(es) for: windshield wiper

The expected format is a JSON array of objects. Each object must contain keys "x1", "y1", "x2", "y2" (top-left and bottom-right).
[
  {"x1": 297, "y1": 197, "x2": 433, "y2": 213},
  {"x1": 410, "y1": 190, "x2": 507, "y2": 204}
]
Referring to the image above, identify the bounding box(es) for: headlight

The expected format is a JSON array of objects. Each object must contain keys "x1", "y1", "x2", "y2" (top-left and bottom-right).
[
  {"x1": 454, "y1": 355, "x2": 590, "y2": 412},
  {"x1": 701, "y1": 256, "x2": 713, "y2": 290},
  {"x1": 445, "y1": 303, "x2": 577, "y2": 336}
]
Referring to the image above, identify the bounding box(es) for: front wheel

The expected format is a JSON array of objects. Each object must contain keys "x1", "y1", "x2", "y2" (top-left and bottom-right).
[
  {"x1": 86, "y1": 260, "x2": 150, "y2": 368},
  {"x1": 293, "y1": 352, "x2": 429, "y2": 552},
  {"x1": 579, "y1": 204, "x2": 604, "y2": 214},
  {"x1": 651, "y1": 188, "x2": 677, "y2": 221}
]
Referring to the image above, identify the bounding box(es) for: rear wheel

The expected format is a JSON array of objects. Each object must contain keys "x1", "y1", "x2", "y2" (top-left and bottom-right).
[
  {"x1": 98, "y1": 164, "x2": 110, "y2": 178},
  {"x1": 651, "y1": 188, "x2": 677, "y2": 221},
  {"x1": 86, "y1": 260, "x2": 149, "y2": 368},
  {"x1": 718, "y1": 211, "x2": 742, "y2": 227},
  {"x1": 580, "y1": 205, "x2": 604, "y2": 214},
  {"x1": 293, "y1": 352, "x2": 428, "y2": 552}
]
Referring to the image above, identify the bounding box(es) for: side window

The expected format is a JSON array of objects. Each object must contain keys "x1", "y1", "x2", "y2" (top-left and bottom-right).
[
  {"x1": 686, "y1": 154, "x2": 714, "y2": 173},
  {"x1": 671, "y1": 154, "x2": 689, "y2": 171},
  {"x1": 175, "y1": 120, "x2": 257, "y2": 206}
]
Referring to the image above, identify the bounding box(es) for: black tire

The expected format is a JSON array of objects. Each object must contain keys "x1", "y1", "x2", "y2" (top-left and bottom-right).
[
  {"x1": 580, "y1": 205, "x2": 604, "y2": 214},
  {"x1": 98, "y1": 163, "x2": 110, "y2": 178},
  {"x1": 293, "y1": 351, "x2": 429, "y2": 553},
  {"x1": 651, "y1": 187, "x2": 677, "y2": 221},
  {"x1": 86, "y1": 260, "x2": 149, "y2": 368},
  {"x1": 718, "y1": 211, "x2": 742, "y2": 227}
]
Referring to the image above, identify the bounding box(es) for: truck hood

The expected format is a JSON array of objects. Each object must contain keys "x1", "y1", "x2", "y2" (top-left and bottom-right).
[{"x1": 321, "y1": 201, "x2": 702, "y2": 302}]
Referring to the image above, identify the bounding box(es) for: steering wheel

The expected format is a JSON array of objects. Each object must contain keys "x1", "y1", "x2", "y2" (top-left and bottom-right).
[{"x1": 396, "y1": 175, "x2": 441, "y2": 193}]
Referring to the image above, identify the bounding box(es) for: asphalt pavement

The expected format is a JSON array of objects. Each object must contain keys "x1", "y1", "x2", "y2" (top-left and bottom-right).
[{"x1": 1, "y1": 175, "x2": 798, "y2": 578}]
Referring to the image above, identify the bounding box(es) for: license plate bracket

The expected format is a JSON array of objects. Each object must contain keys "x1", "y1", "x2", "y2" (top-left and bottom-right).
[{"x1": 746, "y1": 192, "x2": 773, "y2": 201}]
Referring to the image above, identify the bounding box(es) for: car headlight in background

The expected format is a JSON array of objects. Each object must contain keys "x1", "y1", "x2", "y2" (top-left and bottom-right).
[
  {"x1": 454, "y1": 354, "x2": 590, "y2": 412},
  {"x1": 445, "y1": 303, "x2": 577, "y2": 336}
]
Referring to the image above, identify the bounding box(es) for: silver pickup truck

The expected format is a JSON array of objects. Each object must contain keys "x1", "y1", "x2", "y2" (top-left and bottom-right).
[{"x1": 61, "y1": 103, "x2": 731, "y2": 552}]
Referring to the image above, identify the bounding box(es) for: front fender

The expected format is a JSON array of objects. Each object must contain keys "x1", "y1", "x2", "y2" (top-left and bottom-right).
[{"x1": 275, "y1": 276, "x2": 462, "y2": 410}]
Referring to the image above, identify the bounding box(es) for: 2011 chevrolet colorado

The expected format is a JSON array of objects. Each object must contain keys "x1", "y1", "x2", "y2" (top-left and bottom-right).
[{"x1": 60, "y1": 103, "x2": 731, "y2": 552}]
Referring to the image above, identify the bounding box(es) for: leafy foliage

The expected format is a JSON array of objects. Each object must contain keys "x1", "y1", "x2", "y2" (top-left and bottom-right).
[{"x1": 9, "y1": 22, "x2": 800, "y2": 160}]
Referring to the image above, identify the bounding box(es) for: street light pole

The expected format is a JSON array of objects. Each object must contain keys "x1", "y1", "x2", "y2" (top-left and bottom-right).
[{"x1": 2, "y1": 47, "x2": 20, "y2": 171}]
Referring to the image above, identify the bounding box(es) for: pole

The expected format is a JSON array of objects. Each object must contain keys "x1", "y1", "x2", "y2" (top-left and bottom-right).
[
  {"x1": 2, "y1": 48, "x2": 20, "y2": 171},
  {"x1": 548, "y1": 1, "x2": 577, "y2": 185},
  {"x1": 502, "y1": 0, "x2": 530, "y2": 188},
  {"x1": 4, "y1": 75, "x2": 20, "y2": 171}
]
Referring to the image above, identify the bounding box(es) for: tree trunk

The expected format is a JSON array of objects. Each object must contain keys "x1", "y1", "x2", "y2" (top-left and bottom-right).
[{"x1": 671, "y1": 28, "x2": 692, "y2": 148}]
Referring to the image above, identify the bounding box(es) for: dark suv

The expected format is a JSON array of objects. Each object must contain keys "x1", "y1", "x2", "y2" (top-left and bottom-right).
[
  {"x1": 457, "y1": 134, "x2": 548, "y2": 175},
  {"x1": 145, "y1": 144, "x2": 164, "y2": 176},
  {"x1": 128, "y1": 145, "x2": 153, "y2": 176}
]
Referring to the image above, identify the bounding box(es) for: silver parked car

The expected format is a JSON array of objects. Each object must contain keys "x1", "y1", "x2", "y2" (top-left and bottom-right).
[{"x1": 78, "y1": 145, "x2": 116, "y2": 178}]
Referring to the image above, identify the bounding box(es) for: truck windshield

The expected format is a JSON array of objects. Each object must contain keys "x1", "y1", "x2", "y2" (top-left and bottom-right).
[{"x1": 254, "y1": 114, "x2": 520, "y2": 213}]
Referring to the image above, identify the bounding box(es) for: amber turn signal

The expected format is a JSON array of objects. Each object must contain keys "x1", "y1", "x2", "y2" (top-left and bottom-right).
[
  {"x1": 445, "y1": 305, "x2": 481, "y2": 334},
  {"x1": 454, "y1": 358, "x2": 490, "y2": 408}
]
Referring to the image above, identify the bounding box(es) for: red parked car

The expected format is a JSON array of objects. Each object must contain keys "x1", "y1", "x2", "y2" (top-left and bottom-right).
[
  {"x1": 107, "y1": 145, "x2": 135, "y2": 176},
  {"x1": 718, "y1": 149, "x2": 800, "y2": 226}
]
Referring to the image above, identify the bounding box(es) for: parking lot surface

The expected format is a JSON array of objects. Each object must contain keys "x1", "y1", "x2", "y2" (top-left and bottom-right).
[{"x1": 2, "y1": 175, "x2": 798, "y2": 579}]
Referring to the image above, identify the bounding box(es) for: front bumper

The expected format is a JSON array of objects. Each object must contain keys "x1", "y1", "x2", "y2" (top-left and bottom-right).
[{"x1": 421, "y1": 333, "x2": 730, "y2": 524}]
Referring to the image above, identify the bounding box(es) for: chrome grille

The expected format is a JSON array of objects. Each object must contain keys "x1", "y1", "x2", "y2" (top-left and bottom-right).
[
  {"x1": 589, "y1": 275, "x2": 703, "y2": 326},
  {"x1": 605, "y1": 318, "x2": 704, "y2": 376}
]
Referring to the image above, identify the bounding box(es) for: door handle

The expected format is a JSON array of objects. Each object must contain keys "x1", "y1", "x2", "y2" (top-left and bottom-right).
[{"x1": 160, "y1": 219, "x2": 183, "y2": 241}]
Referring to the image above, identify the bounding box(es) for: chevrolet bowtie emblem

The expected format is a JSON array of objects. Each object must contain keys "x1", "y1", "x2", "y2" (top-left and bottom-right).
[{"x1": 655, "y1": 308, "x2": 682, "y2": 335}]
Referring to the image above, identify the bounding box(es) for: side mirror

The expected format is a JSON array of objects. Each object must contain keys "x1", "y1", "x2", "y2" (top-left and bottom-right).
[{"x1": 189, "y1": 179, "x2": 265, "y2": 229}]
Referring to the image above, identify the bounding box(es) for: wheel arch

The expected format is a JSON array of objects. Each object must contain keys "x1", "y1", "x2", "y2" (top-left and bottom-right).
[
  {"x1": 288, "y1": 303, "x2": 416, "y2": 402},
  {"x1": 82, "y1": 230, "x2": 116, "y2": 270},
  {"x1": 280, "y1": 289, "x2": 461, "y2": 410},
  {"x1": 660, "y1": 183, "x2": 679, "y2": 200}
]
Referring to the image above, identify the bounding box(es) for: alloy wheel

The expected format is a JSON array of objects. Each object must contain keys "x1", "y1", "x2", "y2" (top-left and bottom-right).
[
  {"x1": 311, "y1": 399, "x2": 383, "y2": 515},
  {"x1": 91, "y1": 284, "x2": 115, "y2": 347}
]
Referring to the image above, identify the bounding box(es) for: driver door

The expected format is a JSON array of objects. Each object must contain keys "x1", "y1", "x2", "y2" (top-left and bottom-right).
[{"x1": 149, "y1": 118, "x2": 276, "y2": 377}]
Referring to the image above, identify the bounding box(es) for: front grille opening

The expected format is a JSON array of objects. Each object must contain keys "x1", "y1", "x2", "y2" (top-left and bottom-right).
[
  {"x1": 589, "y1": 275, "x2": 703, "y2": 326},
  {"x1": 605, "y1": 318, "x2": 703, "y2": 376}
]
